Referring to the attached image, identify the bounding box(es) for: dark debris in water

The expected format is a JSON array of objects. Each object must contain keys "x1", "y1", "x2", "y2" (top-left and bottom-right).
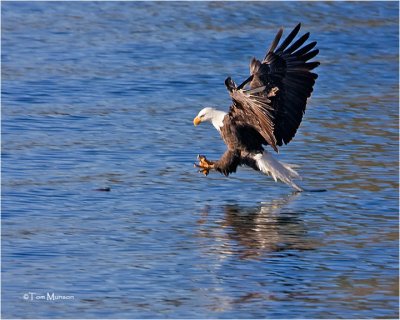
[{"x1": 93, "y1": 187, "x2": 111, "y2": 192}]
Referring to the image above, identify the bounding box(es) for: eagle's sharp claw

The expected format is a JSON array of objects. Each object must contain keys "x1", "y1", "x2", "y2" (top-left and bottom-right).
[{"x1": 194, "y1": 154, "x2": 214, "y2": 175}]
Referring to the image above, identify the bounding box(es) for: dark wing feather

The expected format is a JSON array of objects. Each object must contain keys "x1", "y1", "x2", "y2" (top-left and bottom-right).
[
  {"x1": 275, "y1": 23, "x2": 301, "y2": 53},
  {"x1": 227, "y1": 23, "x2": 320, "y2": 151},
  {"x1": 265, "y1": 27, "x2": 283, "y2": 56},
  {"x1": 230, "y1": 87, "x2": 277, "y2": 151},
  {"x1": 283, "y1": 32, "x2": 309, "y2": 54}
]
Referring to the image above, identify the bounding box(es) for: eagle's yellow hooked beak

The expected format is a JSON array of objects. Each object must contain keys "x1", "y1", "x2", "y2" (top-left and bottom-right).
[{"x1": 193, "y1": 116, "x2": 201, "y2": 126}]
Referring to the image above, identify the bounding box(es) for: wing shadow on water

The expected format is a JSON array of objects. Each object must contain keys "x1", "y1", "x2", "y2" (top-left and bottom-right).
[{"x1": 199, "y1": 193, "x2": 318, "y2": 260}]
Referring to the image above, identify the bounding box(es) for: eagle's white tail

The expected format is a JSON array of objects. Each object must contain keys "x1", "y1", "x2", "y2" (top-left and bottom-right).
[{"x1": 254, "y1": 152, "x2": 303, "y2": 191}]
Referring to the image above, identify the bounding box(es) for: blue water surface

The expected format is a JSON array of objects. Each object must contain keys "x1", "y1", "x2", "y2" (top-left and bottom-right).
[{"x1": 2, "y1": 1, "x2": 399, "y2": 318}]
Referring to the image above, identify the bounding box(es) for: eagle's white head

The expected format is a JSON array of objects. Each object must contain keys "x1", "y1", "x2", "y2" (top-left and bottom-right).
[{"x1": 193, "y1": 107, "x2": 227, "y2": 132}]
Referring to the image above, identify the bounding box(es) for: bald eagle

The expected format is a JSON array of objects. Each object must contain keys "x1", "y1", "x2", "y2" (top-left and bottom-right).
[{"x1": 193, "y1": 23, "x2": 320, "y2": 191}]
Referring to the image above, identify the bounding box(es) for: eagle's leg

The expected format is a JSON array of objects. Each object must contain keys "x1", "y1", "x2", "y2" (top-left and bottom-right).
[{"x1": 194, "y1": 154, "x2": 215, "y2": 176}]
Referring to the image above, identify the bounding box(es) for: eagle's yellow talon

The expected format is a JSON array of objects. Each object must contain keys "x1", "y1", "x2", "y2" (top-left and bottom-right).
[{"x1": 194, "y1": 155, "x2": 215, "y2": 175}]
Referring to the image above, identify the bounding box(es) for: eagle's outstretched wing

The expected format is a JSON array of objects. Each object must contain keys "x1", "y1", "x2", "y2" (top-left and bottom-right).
[{"x1": 225, "y1": 23, "x2": 320, "y2": 152}]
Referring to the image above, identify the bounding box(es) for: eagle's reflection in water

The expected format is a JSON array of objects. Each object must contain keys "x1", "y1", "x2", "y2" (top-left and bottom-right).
[{"x1": 198, "y1": 193, "x2": 316, "y2": 259}]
